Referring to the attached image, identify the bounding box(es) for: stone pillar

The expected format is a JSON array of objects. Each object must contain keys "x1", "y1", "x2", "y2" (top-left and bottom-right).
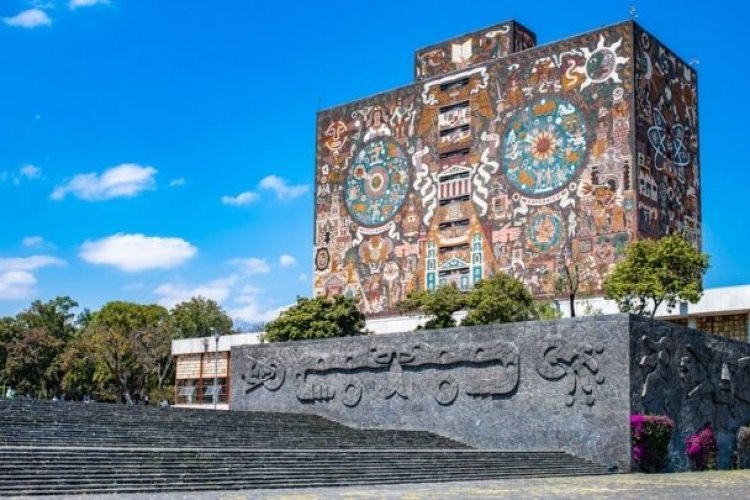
[{"x1": 688, "y1": 317, "x2": 698, "y2": 330}]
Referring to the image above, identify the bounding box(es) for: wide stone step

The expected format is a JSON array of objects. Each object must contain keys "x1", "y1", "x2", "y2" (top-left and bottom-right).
[
  {"x1": 0, "y1": 400, "x2": 610, "y2": 496},
  {"x1": 0, "y1": 470, "x2": 610, "y2": 496}
]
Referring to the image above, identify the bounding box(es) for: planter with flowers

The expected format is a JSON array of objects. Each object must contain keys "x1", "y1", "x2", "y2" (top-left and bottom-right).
[{"x1": 631, "y1": 414, "x2": 674, "y2": 472}]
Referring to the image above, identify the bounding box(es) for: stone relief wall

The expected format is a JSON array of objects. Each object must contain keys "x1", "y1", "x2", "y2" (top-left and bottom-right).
[
  {"x1": 314, "y1": 22, "x2": 643, "y2": 316},
  {"x1": 414, "y1": 21, "x2": 536, "y2": 81},
  {"x1": 630, "y1": 317, "x2": 750, "y2": 469},
  {"x1": 231, "y1": 315, "x2": 632, "y2": 470},
  {"x1": 634, "y1": 26, "x2": 700, "y2": 247}
]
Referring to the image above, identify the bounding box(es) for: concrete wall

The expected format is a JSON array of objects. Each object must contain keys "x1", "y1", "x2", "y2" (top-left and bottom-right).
[
  {"x1": 630, "y1": 317, "x2": 750, "y2": 470},
  {"x1": 231, "y1": 315, "x2": 633, "y2": 470}
]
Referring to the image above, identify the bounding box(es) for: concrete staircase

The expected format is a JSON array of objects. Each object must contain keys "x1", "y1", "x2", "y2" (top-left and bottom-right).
[{"x1": 0, "y1": 400, "x2": 610, "y2": 495}]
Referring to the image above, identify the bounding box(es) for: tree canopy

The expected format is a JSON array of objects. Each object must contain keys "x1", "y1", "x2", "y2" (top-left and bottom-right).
[
  {"x1": 0, "y1": 294, "x2": 243, "y2": 403},
  {"x1": 462, "y1": 273, "x2": 540, "y2": 326},
  {"x1": 397, "y1": 273, "x2": 549, "y2": 330},
  {"x1": 263, "y1": 295, "x2": 366, "y2": 342},
  {"x1": 1, "y1": 297, "x2": 78, "y2": 398},
  {"x1": 603, "y1": 234, "x2": 709, "y2": 318},
  {"x1": 59, "y1": 302, "x2": 174, "y2": 404},
  {"x1": 170, "y1": 297, "x2": 233, "y2": 338},
  {"x1": 398, "y1": 285, "x2": 466, "y2": 330}
]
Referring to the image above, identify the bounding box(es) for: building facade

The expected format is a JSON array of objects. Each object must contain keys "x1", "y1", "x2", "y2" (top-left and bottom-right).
[{"x1": 313, "y1": 20, "x2": 700, "y2": 316}]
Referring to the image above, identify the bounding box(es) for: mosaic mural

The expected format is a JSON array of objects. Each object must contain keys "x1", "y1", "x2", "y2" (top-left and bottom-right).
[
  {"x1": 314, "y1": 21, "x2": 700, "y2": 316},
  {"x1": 415, "y1": 21, "x2": 536, "y2": 81},
  {"x1": 634, "y1": 26, "x2": 700, "y2": 247}
]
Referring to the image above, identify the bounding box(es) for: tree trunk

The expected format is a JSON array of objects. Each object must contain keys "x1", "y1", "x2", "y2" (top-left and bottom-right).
[
  {"x1": 650, "y1": 299, "x2": 662, "y2": 318},
  {"x1": 569, "y1": 293, "x2": 576, "y2": 317}
]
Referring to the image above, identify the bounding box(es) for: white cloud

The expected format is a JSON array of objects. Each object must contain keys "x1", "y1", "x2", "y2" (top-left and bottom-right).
[
  {"x1": 3, "y1": 9, "x2": 52, "y2": 28},
  {"x1": 227, "y1": 298, "x2": 290, "y2": 325},
  {"x1": 19, "y1": 164, "x2": 41, "y2": 180},
  {"x1": 0, "y1": 255, "x2": 66, "y2": 273},
  {"x1": 298, "y1": 273, "x2": 308, "y2": 282},
  {"x1": 0, "y1": 255, "x2": 66, "y2": 300},
  {"x1": 52, "y1": 163, "x2": 157, "y2": 201},
  {"x1": 231, "y1": 257, "x2": 271, "y2": 275},
  {"x1": 154, "y1": 276, "x2": 237, "y2": 309},
  {"x1": 79, "y1": 233, "x2": 197, "y2": 272},
  {"x1": 169, "y1": 177, "x2": 186, "y2": 187},
  {"x1": 259, "y1": 175, "x2": 308, "y2": 201},
  {"x1": 279, "y1": 254, "x2": 296, "y2": 267},
  {"x1": 21, "y1": 236, "x2": 46, "y2": 248},
  {"x1": 69, "y1": 0, "x2": 110, "y2": 9},
  {"x1": 0, "y1": 271, "x2": 37, "y2": 300},
  {"x1": 221, "y1": 191, "x2": 258, "y2": 206},
  {"x1": 2, "y1": 164, "x2": 42, "y2": 186}
]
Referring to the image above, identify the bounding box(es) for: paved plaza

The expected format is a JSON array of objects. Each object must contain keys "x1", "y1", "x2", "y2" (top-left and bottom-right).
[{"x1": 35, "y1": 470, "x2": 750, "y2": 500}]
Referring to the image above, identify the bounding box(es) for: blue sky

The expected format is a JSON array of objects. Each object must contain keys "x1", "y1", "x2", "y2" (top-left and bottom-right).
[{"x1": 0, "y1": 0, "x2": 747, "y2": 323}]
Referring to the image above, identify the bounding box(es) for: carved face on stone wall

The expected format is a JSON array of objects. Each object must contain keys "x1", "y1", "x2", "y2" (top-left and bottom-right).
[{"x1": 678, "y1": 347, "x2": 700, "y2": 385}]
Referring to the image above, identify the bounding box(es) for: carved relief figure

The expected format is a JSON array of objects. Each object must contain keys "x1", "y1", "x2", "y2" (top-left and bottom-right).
[
  {"x1": 242, "y1": 340, "x2": 519, "y2": 408},
  {"x1": 639, "y1": 335, "x2": 673, "y2": 415},
  {"x1": 537, "y1": 336, "x2": 605, "y2": 406}
]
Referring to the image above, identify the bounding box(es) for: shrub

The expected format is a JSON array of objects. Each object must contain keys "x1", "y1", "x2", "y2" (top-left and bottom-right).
[
  {"x1": 631, "y1": 414, "x2": 674, "y2": 472},
  {"x1": 686, "y1": 424, "x2": 717, "y2": 470},
  {"x1": 736, "y1": 426, "x2": 750, "y2": 468}
]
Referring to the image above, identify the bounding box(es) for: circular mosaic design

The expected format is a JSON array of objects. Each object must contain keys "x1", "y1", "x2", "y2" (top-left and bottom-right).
[
  {"x1": 502, "y1": 98, "x2": 588, "y2": 196},
  {"x1": 527, "y1": 209, "x2": 564, "y2": 253},
  {"x1": 585, "y1": 48, "x2": 617, "y2": 82},
  {"x1": 345, "y1": 139, "x2": 410, "y2": 226}
]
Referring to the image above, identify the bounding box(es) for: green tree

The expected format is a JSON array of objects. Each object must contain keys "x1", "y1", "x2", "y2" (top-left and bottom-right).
[
  {"x1": 534, "y1": 301, "x2": 563, "y2": 320},
  {"x1": 2, "y1": 297, "x2": 78, "y2": 398},
  {"x1": 462, "y1": 273, "x2": 538, "y2": 326},
  {"x1": 264, "y1": 295, "x2": 365, "y2": 342},
  {"x1": 0, "y1": 317, "x2": 21, "y2": 386},
  {"x1": 603, "y1": 234, "x2": 709, "y2": 318},
  {"x1": 398, "y1": 285, "x2": 467, "y2": 330},
  {"x1": 81, "y1": 302, "x2": 172, "y2": 404},
  {"x1": 4, "y1": 327, "x2": 66, "y2": 398},
  {"x1": 170, "y1": 297, "x2": 233, "y2": 338}
]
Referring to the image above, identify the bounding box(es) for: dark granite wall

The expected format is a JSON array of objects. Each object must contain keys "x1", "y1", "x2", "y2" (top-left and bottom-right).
[
  {"x1": 231, "y1": 315, "x2": 633, "y2": 470},
  {"x1": 630, "y1": 317, "x2": 750, "y2": 470}
]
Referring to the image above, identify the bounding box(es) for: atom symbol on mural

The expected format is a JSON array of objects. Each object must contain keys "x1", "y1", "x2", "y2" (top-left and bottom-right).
[{"x1": 647, "y1": 109, "x2": 691, "y2": 171}]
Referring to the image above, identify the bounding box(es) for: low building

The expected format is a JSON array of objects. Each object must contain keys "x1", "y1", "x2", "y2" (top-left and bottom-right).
[{"x1": 172, "y1": 332, "x2": 262, "y2": 409}]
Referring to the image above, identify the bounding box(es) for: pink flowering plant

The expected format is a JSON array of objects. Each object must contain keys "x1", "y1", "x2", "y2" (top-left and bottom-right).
[
  {"x1": 631, "y1": 414, "x2": 674, "y2": 472},
  {"x1": 685, "y1": 424, "x2": 717, "y2": 470}
]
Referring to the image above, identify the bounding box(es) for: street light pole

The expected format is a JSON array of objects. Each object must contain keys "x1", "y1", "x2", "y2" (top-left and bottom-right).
[{"x1": 212, "y1": 328, "x2": 220, "y2": 411}]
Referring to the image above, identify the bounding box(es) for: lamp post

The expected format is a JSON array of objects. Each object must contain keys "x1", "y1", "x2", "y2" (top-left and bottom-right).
[{"x1": 211, "y1": 327, "x2": 220, "y2": 411}]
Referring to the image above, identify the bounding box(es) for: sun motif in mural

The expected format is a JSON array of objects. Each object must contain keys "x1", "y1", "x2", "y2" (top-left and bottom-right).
[
  {"x1": 527, "y1": 209, "x2": 564, "y2": 253},
  {"x1": 529, "y1": 130, "x2": 558, "y2": 161},
  {"x1": 502, "y1": 97, "x2": 588, "y2": 196},
  {"x1": 580, "y1": 35, "x2": 629, "y2": 90},
  {"x1": 345, "y1": 139, "x2": 410, "y2": 227}
]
